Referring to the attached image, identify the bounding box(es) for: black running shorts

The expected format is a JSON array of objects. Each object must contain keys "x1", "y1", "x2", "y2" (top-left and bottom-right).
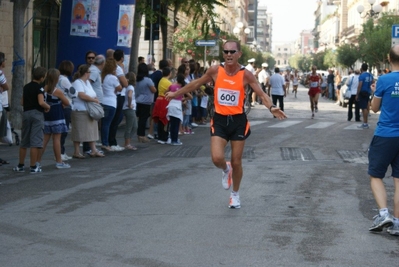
[{"x1": 210, "y1": 113, "x2": 251, "y2": 141}]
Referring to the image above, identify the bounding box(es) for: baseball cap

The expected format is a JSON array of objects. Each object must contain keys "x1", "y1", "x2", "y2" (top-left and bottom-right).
[{"x1": 248, "y1": 58, "x2": 255, "y2": 63}]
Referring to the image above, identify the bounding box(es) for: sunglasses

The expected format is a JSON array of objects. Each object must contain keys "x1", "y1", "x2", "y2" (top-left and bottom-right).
[
  {"x1": 87, "y1": 57, "x2": 95, "y2": 60},
  {"x1": 223, "y1": 50, "x2": 237, "y2": 55}
]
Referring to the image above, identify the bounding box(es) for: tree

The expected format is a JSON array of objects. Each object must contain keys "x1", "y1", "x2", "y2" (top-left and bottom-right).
[
  {"x1": 10, "y1": 0, "x2": 31, "y2": 129},
  {"x1": 129, "y1": 0, "x2": 226, "y2": 72},
  {"x1": 288, "y1": 54, "x2": 301, "y2": 70},
  {"x1": 312, "y1": 51, "x2": 328, "y2": 70},
  {"x1": 357, "y1": 14, "x2": 399, "y2": 69},
  {"x1": 128, "y1": 0, "x2": 145, "y2": 73},
  {"x1": 298, "y1": 55, "x2": 313, "y2": 72},
  {"x1": 323, "y1": 49, "x2": 336, "y2": 69},
  {"x1": 336, "y1": 43, "x2": 360, "y2": 70}
]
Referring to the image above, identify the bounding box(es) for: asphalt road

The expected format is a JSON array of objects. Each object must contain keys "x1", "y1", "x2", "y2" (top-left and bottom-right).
[{"x1": 0, "y1": 84, "x2": 398, "y2": 267}]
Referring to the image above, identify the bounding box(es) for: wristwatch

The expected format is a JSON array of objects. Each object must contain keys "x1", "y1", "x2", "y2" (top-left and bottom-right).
[{"x1": 269, "y1": 104, "x2": 277, "y2": 112}]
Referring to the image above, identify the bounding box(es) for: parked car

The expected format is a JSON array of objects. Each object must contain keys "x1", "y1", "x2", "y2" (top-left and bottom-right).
[{"x1": 339, "y1": 76, "x2": 349, "y2": 107}]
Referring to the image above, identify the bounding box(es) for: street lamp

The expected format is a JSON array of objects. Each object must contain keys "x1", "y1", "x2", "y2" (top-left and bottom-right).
[
  {"x1": 250, "y1": 40, "x2": 257, "y2": 51},
  {"x1": 233, "y1": 22, "x2": 250, "y2": 44},
  {"x1": 357, "y1": 0, "x2": 383, "y2": 18}
]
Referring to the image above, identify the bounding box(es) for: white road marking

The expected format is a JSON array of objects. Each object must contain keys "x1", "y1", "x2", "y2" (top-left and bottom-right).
[
  {"x1": 305, "y1": 122, "x2": 336, "y2": 129},
  {"x1": 268, "y1": 120, "x2": 302, "y2": 128}
]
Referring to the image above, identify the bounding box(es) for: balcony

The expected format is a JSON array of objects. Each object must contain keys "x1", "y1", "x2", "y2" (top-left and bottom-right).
[{"x1": 248, "y1": 4, "x2": 255, "y2": 12}]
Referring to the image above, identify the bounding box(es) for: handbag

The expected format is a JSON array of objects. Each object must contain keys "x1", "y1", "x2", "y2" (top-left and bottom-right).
[
  {"x1": 79, "y1": 80, "x2": 104, "y2": 120},
  {"x1": 85, "y1": 101, "x2": 104, "y2": 120},
  {"x1": 345, "y1": 76, "x2": 354, "y2": 99}
]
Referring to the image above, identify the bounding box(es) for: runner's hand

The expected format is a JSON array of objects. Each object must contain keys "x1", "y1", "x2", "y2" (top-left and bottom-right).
[
  {"x1": 165, "y1": 91, "x2": 176, "y2": 101},
  {"x1": 271, "y1": 108, "x2": 287, "y2": 120}
]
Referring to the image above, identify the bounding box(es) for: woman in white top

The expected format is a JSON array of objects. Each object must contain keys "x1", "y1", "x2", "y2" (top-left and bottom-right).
[
  {"x1": 100, "y1": 58, "x2": 122, "y2": 151},
  {"x1": 71, "y1": 65, "x2": 104, "y2": 158},
  {"x1": 57, "y1": 60, "x2": 75, "y2": 161}
]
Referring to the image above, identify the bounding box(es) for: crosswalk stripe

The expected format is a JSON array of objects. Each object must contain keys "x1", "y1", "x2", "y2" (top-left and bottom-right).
[
  {"x1": 200, "y1": 119, "x2": 368, "y2": 130},
  {"x1": 250, "y1": 121, "x2": 268, "y2": 126},
  {"x1": 344, "y1": 124, "x2": 364, "y2": 130},
  {"x1": 305, "y1": 122, "x2": 336, "y2": 129},
  {"x1": 268, "y1": 120, "x2": 302, "y2": 128}
]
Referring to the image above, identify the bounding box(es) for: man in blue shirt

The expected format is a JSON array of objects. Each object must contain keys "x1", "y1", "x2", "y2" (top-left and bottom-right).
[
  {"x1": 367, "y1": 45, "x2": 399, "y2": 235},
  {"x1": 356, "y1": 63, "x2": 373, "y2": 129}
]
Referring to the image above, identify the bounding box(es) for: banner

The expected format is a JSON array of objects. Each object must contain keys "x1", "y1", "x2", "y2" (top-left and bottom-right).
[
  {"x1": 70, "y1": 0, "x2": 100, "y2": 37},
  {"x1": 117, "y1": 5, "x2": 135, "y2": 47}
]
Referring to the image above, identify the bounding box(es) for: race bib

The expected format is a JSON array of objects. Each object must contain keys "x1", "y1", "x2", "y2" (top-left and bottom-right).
[
  {"x1": 310, "y1": 81, "x2": 319, "y2": 87},
  {"x1": 217, "y1": 88, "x2": 240, "y2": 106}
]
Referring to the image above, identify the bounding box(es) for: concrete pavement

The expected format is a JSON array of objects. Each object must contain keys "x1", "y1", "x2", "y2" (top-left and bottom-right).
[{"x1": 0, "y1": 84, "x2": 398, "y2": 267}]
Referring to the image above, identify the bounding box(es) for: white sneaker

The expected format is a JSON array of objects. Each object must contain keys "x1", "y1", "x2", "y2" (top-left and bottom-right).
[
  {"x1": 171, "y1": 141, "x2": 183, "y2": 145},
  {"x1": 111, "y1": 145, "x2": 124, "y2": 151},
  {"x1": 222, "y1": 162, "x2": 232, "y2": 190},
  {"x1": 56, "y1": 162, "x2": 71, "y2": 169},
  {"x1": 116, "y1": 145, "x2": 125, "y2": 151},
  {"x1": 229, "y1": 192, "x2": 241, "y2": 209},
  {"x1": 61, "y1": 154, "x2": 72, "y2": 161},
  {"x1": 166, "y1": 138, "x2": 172, "y2": 144},
  {"x1": 147, "y1": 134, "x2": 154, "y2": 139},
  {"x1": 191, "y1": 122, "x2": 198, "y2": 127}
]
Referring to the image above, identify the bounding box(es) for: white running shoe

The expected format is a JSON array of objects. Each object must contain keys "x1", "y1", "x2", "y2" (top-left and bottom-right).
[
  {"x1": 111, "y1": 145, "x2": 124, "y2": 151},
  {"x1": 61, "y1": 154, "x2": 72, "y2": 161},
  {"x1": 56, "y1": 162, "x2": 71, "y2": 169},
  {"x1": 222, "y1": 162, "x2": 232, "y2": 190},
  {"x1": 229, "y1": 192, "x2": 241, "y2": 209}
]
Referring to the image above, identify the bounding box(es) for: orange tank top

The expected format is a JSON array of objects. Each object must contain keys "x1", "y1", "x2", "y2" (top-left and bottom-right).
[{"x1": 214, "y1": 65, "x2": 246, "y2": 115}]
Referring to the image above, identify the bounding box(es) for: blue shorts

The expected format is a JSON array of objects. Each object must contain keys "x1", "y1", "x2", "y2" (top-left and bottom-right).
[
  {"x1": 358, "y1": 93, "x2": 370, "y2": 109},
  {"x1": 368, "y1": 136, "x2": 399, "y2": 178}
]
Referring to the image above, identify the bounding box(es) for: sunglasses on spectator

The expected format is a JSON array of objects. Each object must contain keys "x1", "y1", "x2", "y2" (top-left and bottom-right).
[
  {"x1": 223, "y1": 50, "x2": 237, "y2": 55},
  {"x1": 87, "y1": 57, "x2": 95, "y2": 60}
]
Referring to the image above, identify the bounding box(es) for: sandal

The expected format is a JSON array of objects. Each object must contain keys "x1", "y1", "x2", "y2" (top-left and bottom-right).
[
  {"x1": 72, "y1": 153, "x2": 86, "y2": 159},
  {"x1": 101, "y1": 145, "x2": 113, "y2": 152},
  {"x1": 125, "y1": 144, "x2": 137, "y2": 151},
  {"x1": 90, "y1": 150, "x2": 105, "y2": 157},
  {"x1": 0, "y1": 159, "x2": 10, "y2": 164}
]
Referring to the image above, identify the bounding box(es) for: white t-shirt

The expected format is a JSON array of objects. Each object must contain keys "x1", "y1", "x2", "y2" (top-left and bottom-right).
[
  {"x1": 347, "y1": 74, "x2": 360, "y2": 95},
  {"x1": 245, "y1": 64, "x2": 255, "y2": 75},
  {"x1": 269, "y1": 73, "x2": 285, "y2": 96},
  {"x1": 102, "y1": 74, "x2": 120, "y2": 108},
  {"x1": 115, "y1": 65, "x2": 126, "y2": 96},
  {"x1": 89, "y1": 65, "x2": 103, "y2": 103},
  {"x1": 122, "y1": 85, "x2": 136, "y2": 110},
  {"x1": 292, "y1": 73, "x2": 300, "y2": 85},
  {"x1": 258, "y1": 69, "x2": 269, "y2": 84},
  {"x1": 57, "y1": 75, "x2": 73, "y2": 108},
  {"x1": 72, "y1": 79, "x2": 97, "y2": 111},
  {"x1": 0, "y1": 70, "x2": 7, "y2": 111}
]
